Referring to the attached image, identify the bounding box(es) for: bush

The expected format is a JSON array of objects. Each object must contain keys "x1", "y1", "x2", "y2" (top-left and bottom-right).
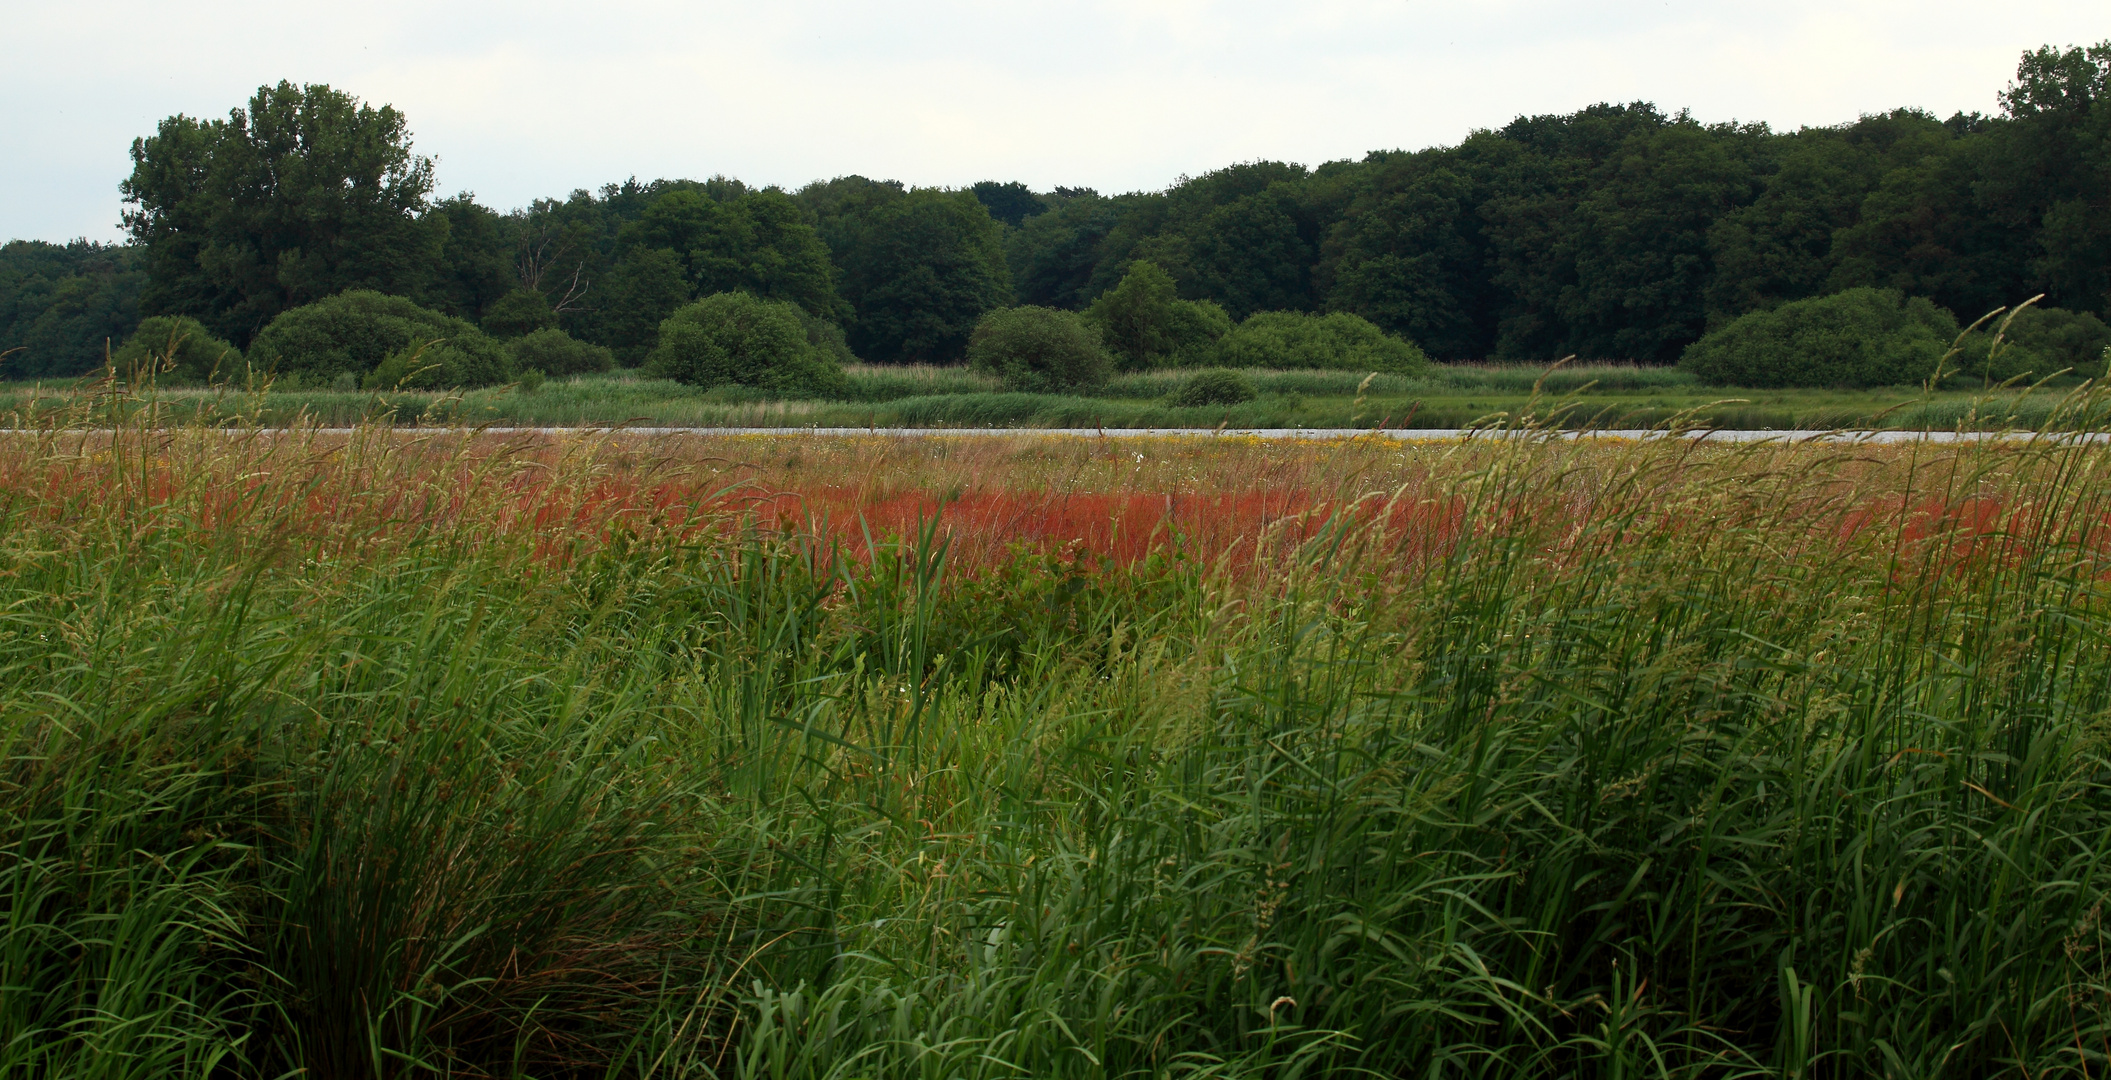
[
  {"x1": 1169, "y1": 368, "x2": 1258, "y2": 407},
  {"x1": 362, "y1": 341, "x2": 514, "y2": 390},
  {"x1": 966, "y1": 306, "x2": 1113, "y2": 393},
  {"x1": 480, "y1": 288, "x2": 558, "y2": 339},
  {"x1": 1681, "y1": 288, "x2": 1958, "y2": 388},
  {"x1": 112, "y1": 315, "x2": 243, "y2": 383},
  {"x1": 795, "y1": 308, "x2": 859, "y2": 366},
  {"x1": 1952, "y1": 304, "x2": 2111, "y2": 383},
  {"x1": 509, "y1": 328, "x2": 613, "y2": 378},
  {"x1": 251, "y1": 291, "x2": 513, "y2": 387},
  {"x1": 646, "y1": 292, "x2": 848, "y2": 397},
  {"x1": 1084, "y1": 261, "x2": 1234, "y2": 370},
  {"x1": 1214, "y1": 311, "x2": 1427, "y2": 374},
  {"x1": 1165, "y1": 299, "x2": 1234, "y2": 366}
]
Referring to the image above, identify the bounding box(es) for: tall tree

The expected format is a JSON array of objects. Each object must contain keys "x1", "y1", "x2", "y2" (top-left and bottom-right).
[
  {"x1": 1007, "y1": 191, "x2": 1127, "y2": 309},
  {"x1": 122, "y1": 82, "x2": 437, "y2": 345},
  {"x1": 1702, "y1": 113, "x2": 1949, "y2": 324},
  {"x1": 837, "y1": 189, "x2": 1011, "y2": 363},
  {"x1": 622, "y1": 189, "x2": 844, "y2": 320},
  {"x1": 1321, "y1": 150, "x2": 1491, "y2": 358},
  {"x1": 0, "y1": 241, "x2": 145, "y2": 378},
  {"x1": 1997, "y1": 42, "x2": 2111, "y2": 315},
  {"x1": 971, "y1": 182, "x2": 1048, "y2": 228},
  {"x1": 1559, "y1": 121, "x2": 1763, "y2": 360},
  {"x1": 419, "y1": 194, "x2": 513, "y2": 322}
]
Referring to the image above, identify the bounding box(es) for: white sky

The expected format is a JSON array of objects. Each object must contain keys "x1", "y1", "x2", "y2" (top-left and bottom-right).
[{"x1": 3, "y1": 0, "x2": 2104, "y2": 243}]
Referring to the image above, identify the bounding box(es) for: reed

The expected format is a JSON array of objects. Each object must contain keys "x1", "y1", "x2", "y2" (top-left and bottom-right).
[{"x1": 2, "y1": 382, "x2": 2109, "y2": 1076}]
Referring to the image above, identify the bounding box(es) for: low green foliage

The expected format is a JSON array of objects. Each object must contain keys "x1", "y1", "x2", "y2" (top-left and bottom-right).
[
  {"x1": 1681, "y1": 287, "x2": 1959, "y2": 388},
  {"x1": 966, "y1": 306, "x2": 1113, "y2": 393},
  {"x1": 508, "y1": 326, "x2": 613, "y2": 377},
  {"x1": 250, "y1": 289, "x2": 513, "y2": 387},
  {"x1": 1085, "y1": 260, "x2": 1232, "y2": 370},
  {"x1": 647, "y1": 291, "x2": 848, "y2": 396},
  {"x1": 479, "y1": 286, "x2": 558, "y2": 339},
  {"x1": 1168, "y1": 367, "x2": 1257, "y2": 406},
  {"x1": 113, "y1": 315, "x2": 243, "y2": 383},
  {"x1": 1952, "y1": 303, "x2": 2111, "y2": 383},
  {"x1": 1215, "y1": 310, "x2": 1429, "y2": 373}
]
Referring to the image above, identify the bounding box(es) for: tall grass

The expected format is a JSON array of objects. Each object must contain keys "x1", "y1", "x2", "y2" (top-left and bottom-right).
[{"x1": 3, "y1": 386, "x2": 2110, "y2": 1076}]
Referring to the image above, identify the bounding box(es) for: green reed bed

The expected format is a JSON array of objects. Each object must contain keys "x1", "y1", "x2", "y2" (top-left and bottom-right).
[
  {"x1": 0, "y1": 361, "x2": 2043, "y2": 431},
  {"x1": 2, "y1": 406, "x2": 2110, "y2": 1077}
]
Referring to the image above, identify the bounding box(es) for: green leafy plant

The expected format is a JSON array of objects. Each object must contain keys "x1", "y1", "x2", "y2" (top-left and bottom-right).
[
  {"x1": 507, "y1": 327, "x2": 612, "y2": 377},
  {"x1": 251, "y1": 290, "x2": 513, "y2": 387},
  {"x1": 1680, "y1": 287, "x2": 1959, "y2": 387},
  {"x1": 1169, "y1": 367, "x2": 1258, "y2": 406},
  {"x1": 646, "y1": 290, "x2": 848, "y2": 396},
  {"x1": 479, "y1": 287, "x2": 558, "y2": 339},
  {"x1": 112, "y1": 315, "x2": 243, "y2": 383},
  {"x1": 1214, "y1": 310, "x2": 1428, "y2": 373},
  {"x1": 1951, "y1": 302, "x2": 2111, "y2": 382},
  {"x1": 966, "y1": 305, "x2": 1113, "y2": 393}
]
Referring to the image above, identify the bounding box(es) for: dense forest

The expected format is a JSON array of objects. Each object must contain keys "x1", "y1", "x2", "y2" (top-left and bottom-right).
[{"x1": 3, "y1": 41, "x2": 2107, "y2": 380}]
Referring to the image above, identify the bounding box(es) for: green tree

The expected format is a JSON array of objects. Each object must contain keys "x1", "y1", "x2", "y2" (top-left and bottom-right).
[
  {"x1": 623, "y1": 190, "x2": 845, "y2": 320},
  {"x1": 0, "y1": 241, "x2": 145, "y2": 379},
  {"x1": 1953, "y1": 304, "x2": 2111, "y2": 382},
  {"x1": 481, "y1": 288, "x2": 558, "y2": 339},
  {"x1": 112, "y1": 315, "x2": 243, "y2": 383},
  {"x1": 839, "y1": 190, "x2": 1012, "y2": 363},
  {"x1": 1559, "y1": 122, "x2": 1764, "y2": 360},
  {"x1": 1007, "y1": 191, "x2": 1125, "y2": 309},
  {"x1": 249, "y1": 290, "x2": 511, "y2": 387},
  {"x1": 1215, "y1": 311, "x2": 1428, "y2": 373},
  {"x1": 647, "y1": 292, "x2": 846, "y2": 396},
  {"x1": 122, "y1": 82, "x2": 438, "y2": 345},
  {"x1": 1703, "y1": 112, "x2": 1952, "y2": 324},
  {"x1": 418, "y1": 194, "x2": 514, "y2": 322},
  {"x1": 1082, "y1": 260, "x2": 1232, "y2": 370},
  {"x1": 1322, "y1": 154, "x2": 1489, "y2": 358},
  {"x1": 971, "y1": 182, "x2": 1048, "y2": 228},
  {"x1": 1174, "y1": 182, "x2": 1315, "y2": 318},
  {"x1": 508, "y1": 328, "x2": 613, "y2": 378},
  {"x1": 1479, "y1": 104, "x2": 1668, "y2": 358},
  {"x1": 1086, "y1": 260, "x2": 1180, "y2": 370},
  {"x1": 1679, "y1": 287, "x2": 1956, "y2": 388},
  {"x1": 966, "y1": 306, "x2": 1112, "y2": 392},
  {"x1": 587, "y1": 249, "x2": 691, "y2": 364},
  {"x1": 1995, "y1": 42, "x2": 2111, "y2": 316},
  {"x1": 1826, "y1": 139, "x2": 2035, "y2": 324}
]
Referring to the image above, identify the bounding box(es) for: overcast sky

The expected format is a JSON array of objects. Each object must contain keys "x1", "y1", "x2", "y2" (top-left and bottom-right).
[{"x1": 4, "y1": 0, "x2": 2104, "y2": 243}]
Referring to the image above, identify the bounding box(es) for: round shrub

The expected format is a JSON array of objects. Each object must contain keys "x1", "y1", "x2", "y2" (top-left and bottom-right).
[
  {"x1": 966, "y1": 306, "x2": 1112, "y2": 393},
  {"x1": 113, "y1": 316, "x2": 243, "y2": 383},
  {"x1": 646, "y1": 292, "x2": 848, "y2": 397},
  {"x1": 1165, "y1": 300, "x2": 1234, "y2": 367},
  {"x1": 509, "y1": 329, "x2": 613, "y2": 378},
  {"x1": 1953, "y1": 305, "x2": 2111, "y2": 383},
  {"x1": 481, "y1": 288, "x2": 559, "y2": 339},
  {"x1": 1680, "y1": 288, "x2": 1958, "y2": 388},
  {"x1": 250, "y1": 291, "x2": 513, "y2": 388},
  {"x1": 1170, "y1": 368, "x2": 1258, "y2": 407},
  {"x1": 1215, "y1": 311, "x2": 1427, "y2": 374}
]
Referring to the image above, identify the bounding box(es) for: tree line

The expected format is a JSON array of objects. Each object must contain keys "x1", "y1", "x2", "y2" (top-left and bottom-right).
[{"x1": 2, "y1": 41, "x2": 2107, "y2": 380}]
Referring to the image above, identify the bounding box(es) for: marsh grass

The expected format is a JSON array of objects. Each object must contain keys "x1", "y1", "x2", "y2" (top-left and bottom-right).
[
  {"x1": 3, "y1": 376, "x2": 2111, "y2": 1076},
  {"x1": 0, "y1": 359, "x2": 2048, "y2": 431}
]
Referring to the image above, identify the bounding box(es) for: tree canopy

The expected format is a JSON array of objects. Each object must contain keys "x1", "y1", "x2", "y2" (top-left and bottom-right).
[
  {"x1": 6, "y1": 47, "x2": 2109, "y2": 380},
  {"x1": 122, "y1": 81, "x2": 437, "y2": 346}
]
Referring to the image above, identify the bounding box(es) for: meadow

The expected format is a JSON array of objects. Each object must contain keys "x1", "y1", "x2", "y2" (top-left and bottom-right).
[
  {"x1": 4, "y1": 382, "x2": 2111, "y2": 1078},
  {"x1": 0, "y1": 362, "x2": 2067, "y2": 432}
]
